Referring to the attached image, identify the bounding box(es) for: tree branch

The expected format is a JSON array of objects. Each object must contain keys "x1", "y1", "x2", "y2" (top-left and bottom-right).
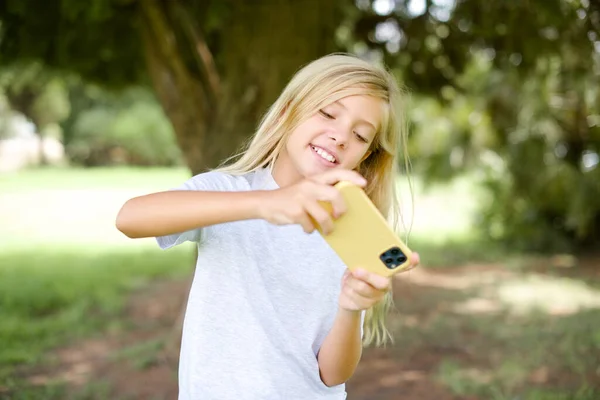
[
  {"x1": 138, "y1": 0, "x2": 208, "y2": 117},
  {"x1": 170, "y1": 0, "x2": 221, "y2": 109}
]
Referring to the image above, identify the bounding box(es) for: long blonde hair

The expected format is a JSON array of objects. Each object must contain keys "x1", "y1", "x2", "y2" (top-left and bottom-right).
[{"x1": 216, "y1": 53, "x2": 411, "y2": 347}]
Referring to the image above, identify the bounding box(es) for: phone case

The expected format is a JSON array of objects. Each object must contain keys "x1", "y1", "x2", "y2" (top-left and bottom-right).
[{"x1": 316, "y1": 181, "x2": 413, "y2": 277}]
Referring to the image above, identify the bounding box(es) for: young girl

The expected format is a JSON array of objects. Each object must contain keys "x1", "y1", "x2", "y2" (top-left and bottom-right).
[{"x1": 116, "y1": 53, "x2": 419, "y2": 400}]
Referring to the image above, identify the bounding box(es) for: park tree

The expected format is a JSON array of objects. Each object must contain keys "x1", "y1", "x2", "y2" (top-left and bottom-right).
[
  {"x1": 0, "y1": 0, "x2": 344, "y2": 173},
  {"x1": 0, "y1": 62, "x2": 70, "y2": 164},
  {"x1": 1, "y1": 0, "x2": 598, "y2": 250},
  {"x1": 349, "y1": 0, "x2": 600, "y2": 250}
]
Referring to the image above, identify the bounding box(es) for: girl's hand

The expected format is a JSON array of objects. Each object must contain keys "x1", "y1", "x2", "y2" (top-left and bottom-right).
[
  {"x1": 258, "y1": 169, "x2": 366, "y2": 234},
  {"x1": 339, "y1": 252, "x2": 420, "y2": 312}
]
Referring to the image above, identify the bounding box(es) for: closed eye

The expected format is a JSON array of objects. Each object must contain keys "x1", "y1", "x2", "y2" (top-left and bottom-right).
[
  {"x1": 354, "y1": 132, "x2": 368, "y2": 143},
  {"x1": 319, "y1": 109, "x2": 334, "y2": 119}
]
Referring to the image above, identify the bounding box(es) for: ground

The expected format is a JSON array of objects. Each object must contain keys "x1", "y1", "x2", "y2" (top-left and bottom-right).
[
  {"x1": 6, "y1": 270, "x2": 463, "y2": 400},
  {"x1": 7, "y1": 258, "x2": 600, "y2": 400}
]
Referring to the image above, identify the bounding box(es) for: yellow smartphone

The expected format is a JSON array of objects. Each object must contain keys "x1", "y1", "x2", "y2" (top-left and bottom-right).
[{"x1": 316, "y1": 181, "x2": 413, "y2": 277}]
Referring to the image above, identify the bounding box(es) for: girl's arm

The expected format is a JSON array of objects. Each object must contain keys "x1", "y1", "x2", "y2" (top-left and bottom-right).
[
  {"x1": 318, "y1": 256, "x2": 419, "y2": 386},
  {"x1": 116, "y1": 190, "x2": 265, "y2": 238},
  {"x1": 317, "y1": 308, "x2": 363, "y2": 387},
  {"x1": 116, "y1": 168, "x2": 368, "y2": 239},
  {"x1": 317, "y1": 268, "x2": 395, "y2": 387}
]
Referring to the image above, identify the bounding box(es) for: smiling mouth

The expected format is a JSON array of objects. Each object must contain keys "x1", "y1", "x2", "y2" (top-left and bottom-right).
[{"x1": 310, "y1": 145, "x2": 337, "y2": 164}]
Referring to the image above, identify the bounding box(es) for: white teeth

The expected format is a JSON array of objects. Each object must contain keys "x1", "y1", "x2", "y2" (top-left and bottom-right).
[{"x1": 312, "y1": 146, "x2": 336, "y2": 163}]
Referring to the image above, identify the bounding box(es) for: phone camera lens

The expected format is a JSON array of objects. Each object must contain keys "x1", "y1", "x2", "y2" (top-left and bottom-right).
[
  {"x1": 385, "y1": 258, "x2": 393, "y2": 264},
  {"x1": 391, "y1": 249, "x2": 399, "y2": 255}
]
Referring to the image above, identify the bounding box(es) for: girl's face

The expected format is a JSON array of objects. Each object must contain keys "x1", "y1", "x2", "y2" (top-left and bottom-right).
[{"x1": 274, "y1": 94, "x2": 384, "y2": 186}]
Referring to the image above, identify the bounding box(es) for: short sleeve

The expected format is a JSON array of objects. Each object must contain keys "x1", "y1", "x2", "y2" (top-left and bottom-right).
[{"x1": 155, "y1": 171, "x2": 235, "y2": 250}]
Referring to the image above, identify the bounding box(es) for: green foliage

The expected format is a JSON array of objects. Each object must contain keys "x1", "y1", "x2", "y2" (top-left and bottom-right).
[
  {"x1": 0, "y1": 0, "x2": 145, "y2": 87},
  {"x1": 111, "y1": 102, "x2": 182, "y2": 165},
  {"x1": 353, "y1": 0, "x2": 600, "y2": 250},
  {"x1": 2, "y1": 0, "x2": 598, "y2": 250},
  {"x1": 467, "y1": 51, "x2": 600, "y2": 251},
  {"x1": 31, "y1": 79, "x2": 70, "y2": 129},
  {"x1": 0, "y1": 61, "x2": 71, "y2": 132},
  {"x1": 66, "y1": 88, "x2": 183, "y2": 166},
  {"x1": 0, "y1": 93, "x2": 16, "y2": 139},
  {"x1": 353, "y1": 0, "x2": 596, "y2": 95}
]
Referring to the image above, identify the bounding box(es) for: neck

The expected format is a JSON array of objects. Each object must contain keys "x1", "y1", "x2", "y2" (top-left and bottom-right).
[{"x1": 271, "y1": 154, "x2": 303, "y2": 188}]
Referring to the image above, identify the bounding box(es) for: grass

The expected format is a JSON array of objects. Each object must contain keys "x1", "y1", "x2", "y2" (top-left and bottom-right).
[
  {"x1": 1, "y1": 380, "x2": 113, "y2": 400},
  {"x1": 388, "y1": 265, "x2": 600, "y2": 399},
  {"x1": 0, "y1": 246, "x2": 192, "y2": 367},
  {"x1": 0, "y1": 166, "x2": 194, "y2": 392},
  {"x1": 2, "y1": 166, "x2": 598, "y2": 399},
  {"x1": 110, "y1": 338, "x2": 166, "y2": 370},
  {"x1": 431, "y1": 308, "x2": 600, "y2": 399},
  {"x1": 387, "y1": 295, "x2": 600, "y2": 398},
  {"x1": 0, "y1": 165, "x2": 189, "y2": 191}
]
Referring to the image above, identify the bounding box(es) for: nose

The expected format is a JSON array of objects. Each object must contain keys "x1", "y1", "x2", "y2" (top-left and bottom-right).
[{"x1": 328, "y1": 128, "x2": 350, "y2": 149}]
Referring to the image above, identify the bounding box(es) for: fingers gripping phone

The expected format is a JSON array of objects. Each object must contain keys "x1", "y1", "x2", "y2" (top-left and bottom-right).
[{"x1": 315, "y1": 181, "x2": 413, "y2": 277}]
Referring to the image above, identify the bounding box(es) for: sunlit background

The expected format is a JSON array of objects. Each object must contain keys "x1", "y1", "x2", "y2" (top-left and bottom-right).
[{"x1": 1, "y1": 0, "x2": 599, "y2": 399}]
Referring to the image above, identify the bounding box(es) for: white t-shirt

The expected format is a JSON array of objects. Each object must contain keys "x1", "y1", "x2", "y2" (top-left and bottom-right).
[{"x1": 156, "y1": 167, "x2": 363, "y2": 400}]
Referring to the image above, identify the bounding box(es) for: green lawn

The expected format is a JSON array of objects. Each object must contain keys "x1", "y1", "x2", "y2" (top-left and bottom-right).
[{"x1": 0, "y1": 167, "x2": 194, "y2": 389}]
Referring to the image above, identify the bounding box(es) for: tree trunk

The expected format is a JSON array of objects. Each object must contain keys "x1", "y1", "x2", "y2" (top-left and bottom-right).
[
  {"x1": 140, "y1": 0, "x2": 343, "y2": 175},
  {"x1": 37, "y1": 129, "x2": 48, "y2": 166},
  {"x1": 202, "y1": 0, "x2": 342, "y2": 173},
  {"x1": 139, "y1": 0, "x2": 209, "y2": 174}
]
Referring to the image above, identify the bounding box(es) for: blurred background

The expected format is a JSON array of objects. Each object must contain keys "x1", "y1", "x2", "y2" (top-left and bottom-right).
[{"x1": 0, "y1": 0, "x2": 599, "y2": 399}]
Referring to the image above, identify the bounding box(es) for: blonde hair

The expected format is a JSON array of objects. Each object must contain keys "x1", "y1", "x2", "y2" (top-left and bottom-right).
[{"x1": 216, "y1": 53, "x2": 411, "y2": 347}]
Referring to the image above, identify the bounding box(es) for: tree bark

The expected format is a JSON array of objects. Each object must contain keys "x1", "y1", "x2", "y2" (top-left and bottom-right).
[
  {"x1": 139, "y1": 0, "x2": 209, "y2": 174},
  {"x1": 202, "y1": 0, "x2": 342, "y2": 174}
]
